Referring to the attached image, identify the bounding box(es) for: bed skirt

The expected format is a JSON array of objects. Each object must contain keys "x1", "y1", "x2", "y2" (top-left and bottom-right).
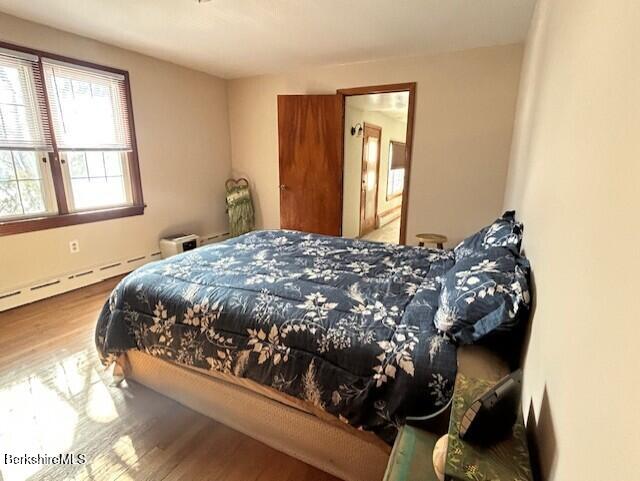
[{"x1": 123, "y1": 350, "x2": 390, "y2": 481}]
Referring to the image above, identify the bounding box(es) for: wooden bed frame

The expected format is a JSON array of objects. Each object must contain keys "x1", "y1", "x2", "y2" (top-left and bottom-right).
[
  {"x1": 120, "y1": 346, "x2": 509, "y2": 481},
  {"x1": 123, "y1": 350, "x2": 390, "y2": 481}
]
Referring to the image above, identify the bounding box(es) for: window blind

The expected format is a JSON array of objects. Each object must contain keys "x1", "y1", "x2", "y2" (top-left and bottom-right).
[
  {"x1": 389, "y1": 141, "x2": 406, "y2": 170},
  {"x1": 43, "y1": 59, "x2": 132, "y2": 151},
  {"x1": 0, "y1": 48, "x2": 53, "y2": 151}
]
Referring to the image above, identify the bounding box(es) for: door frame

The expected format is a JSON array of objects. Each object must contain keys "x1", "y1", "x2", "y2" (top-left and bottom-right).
[
  {"x1": 337, "y1": 82, "x2": 416, "y2": 244},
  {"x1": 359, "y1": 122, "x2": 382, "y2": 237}
]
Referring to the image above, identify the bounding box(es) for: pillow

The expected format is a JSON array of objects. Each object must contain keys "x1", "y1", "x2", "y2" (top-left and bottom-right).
[
  {"x1": 454, "y1": 211, "x2": 523, "y2": 260},
  {"x1": 434, "y1": 247, "x2": 530, "y2": 344}
]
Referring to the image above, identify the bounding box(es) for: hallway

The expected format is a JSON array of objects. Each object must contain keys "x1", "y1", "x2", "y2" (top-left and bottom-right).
[{"x1": 361, "y1": 217, "x2": 400, "y2": 244}]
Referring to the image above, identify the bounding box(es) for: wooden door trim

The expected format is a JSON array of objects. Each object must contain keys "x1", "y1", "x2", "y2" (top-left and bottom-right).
[
  {"x1": 338, "y1": 83, "x2": 415, "y2": 97},
  {"x1": 338, "y1": 82, "x2": 416, "y2": 244},
  {"x1": 359, "y1": 123, "x2": 382, "y2": 237}
]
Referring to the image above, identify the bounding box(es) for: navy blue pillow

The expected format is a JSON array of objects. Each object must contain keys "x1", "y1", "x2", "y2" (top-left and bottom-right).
[
  {"x1": 454, "y1": 211, "x2": 523, "y2": 260},
  {"x1": 434, "y1": 247, "x2": 530, "y2": 344}
]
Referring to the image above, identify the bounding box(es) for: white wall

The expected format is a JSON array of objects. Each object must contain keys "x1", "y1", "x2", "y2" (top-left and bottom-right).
[
  {"x1": 342, "y1": 105, "x2": 406, "y2": 238},
  {"x1": 228, "y1": 44, "x2": 524, "y2": 246},
  {"x1": 0, "y1": 13, "x2": 231, "y2": 292},
  {"x1": 342, "y1": 104, "x2": 363, "y2": 238},
  {"x1": 0, "y1": 19, "x2": 523, "y2": 295},
  {"x1": 504, "y1": 1, "x2": 640, "y2": 480}
]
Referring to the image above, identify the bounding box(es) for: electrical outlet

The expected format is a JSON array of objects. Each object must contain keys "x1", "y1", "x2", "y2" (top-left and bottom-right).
[{"x1": 69, "y1": 240, "x2": 80, "y2": 254}]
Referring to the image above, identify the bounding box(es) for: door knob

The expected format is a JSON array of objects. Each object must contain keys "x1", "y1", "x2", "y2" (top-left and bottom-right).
[{"x1": 280, "y1": 184, "x2": 287, "y2": 191}]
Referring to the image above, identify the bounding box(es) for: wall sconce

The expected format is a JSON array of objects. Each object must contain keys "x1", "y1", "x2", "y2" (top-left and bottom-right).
[{"x1": 351, "y1": 123, "x2": 363, "y2": 137}]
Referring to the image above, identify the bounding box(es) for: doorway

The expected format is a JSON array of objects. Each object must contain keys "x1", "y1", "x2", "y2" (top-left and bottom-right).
[
  {"x1": 339, "y1": 83, "x2": 415, "y2": 244},
  {"x1": 276, "y1": 83, "x2": 415, "y2": 242}
]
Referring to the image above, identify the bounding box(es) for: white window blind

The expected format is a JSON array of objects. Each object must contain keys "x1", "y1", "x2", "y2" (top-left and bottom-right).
[
  {"x1": 0, "y1": 48, "x2": 53, "y2": 152},
  {"x1": 43, "y1": 59, "x2": 132, "y2": 152},
  {"x1": 389, "y1": 141, "x2": 406, "y2": 170}
]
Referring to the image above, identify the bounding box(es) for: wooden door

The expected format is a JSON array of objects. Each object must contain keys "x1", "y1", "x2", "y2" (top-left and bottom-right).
[
  {"x1": 278, "y1": 95, "x2": 343, "y2": 236},
  {"x1": 359, "y1": 123, "x2": 381, "y2": 236}
]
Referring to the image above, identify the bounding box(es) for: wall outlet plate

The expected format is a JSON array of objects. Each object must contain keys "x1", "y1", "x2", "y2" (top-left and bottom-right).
[{"x1": 69, "y1": 240, "x2": 80, "y2": 254}]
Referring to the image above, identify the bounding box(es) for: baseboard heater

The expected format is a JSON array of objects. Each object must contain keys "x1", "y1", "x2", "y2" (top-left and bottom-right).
[{"x1": 0, "y1": 231, "x2": 229, "y2": 313}]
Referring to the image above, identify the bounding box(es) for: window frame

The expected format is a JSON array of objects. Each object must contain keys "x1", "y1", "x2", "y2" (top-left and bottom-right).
[{"x1": 0, "y1": 41, "x2": 144, "y2": 236}]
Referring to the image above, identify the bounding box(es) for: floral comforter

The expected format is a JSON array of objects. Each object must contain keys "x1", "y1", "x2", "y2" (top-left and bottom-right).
[{"x1": 95, "y1": 230, "x2": 457, "y2": 444}]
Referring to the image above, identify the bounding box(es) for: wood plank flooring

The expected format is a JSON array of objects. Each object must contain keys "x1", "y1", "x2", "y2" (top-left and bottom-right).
[{"x1": 0, "y1": 278, "x2": 339, "y2": 481}]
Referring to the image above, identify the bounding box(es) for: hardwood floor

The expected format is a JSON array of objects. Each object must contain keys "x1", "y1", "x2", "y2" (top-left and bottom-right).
[
  {"x1": 0, "y1": 278, "x2": 339, "y2": 481},
  {"x1": 361, "y1": 218, "x2": 401, "y2": 244}
]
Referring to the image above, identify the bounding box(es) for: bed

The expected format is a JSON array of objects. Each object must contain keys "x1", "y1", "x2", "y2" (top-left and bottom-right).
[{"x1": 95, "y1": 228, "x2": 522, "y2": 481}]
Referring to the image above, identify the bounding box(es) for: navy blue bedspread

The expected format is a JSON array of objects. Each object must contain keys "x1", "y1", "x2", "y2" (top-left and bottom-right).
[{"x1": 96, "y1": 230, "x2": 457, "y2": 444}]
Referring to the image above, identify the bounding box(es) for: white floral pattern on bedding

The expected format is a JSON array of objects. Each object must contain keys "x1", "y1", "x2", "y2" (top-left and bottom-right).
[{"x1": 95, "y1": 230, "x2": 457, "y2": 444}]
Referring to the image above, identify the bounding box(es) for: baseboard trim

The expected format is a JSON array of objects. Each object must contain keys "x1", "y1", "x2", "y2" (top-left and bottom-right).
[
  {"x1": 0, "y1": 231, "x2": 229, "y2": 312},
  {"x1": 376, "y1": 205, "x2": 402, "y2": 228}
]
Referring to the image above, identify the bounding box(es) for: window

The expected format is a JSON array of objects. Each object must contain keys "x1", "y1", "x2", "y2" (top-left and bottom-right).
[
  {"x1": 388, "y1": 167, "x2": 405, "y2": 197},
  {"x1": 45, "y1": 60, "x2": 135, "y2": 213},
  {"x1": 62, "y1": 151, "x2": 131, "y2": 211},
  {"x1": 387, "y1": 140, "x2": 406, "y2": 199},
  {"x1": 0, "y1": 42, "x2": 143, "y2": 236},
  {"x1": 0, "y1": 151, "x2": 56, "y2": 218}
]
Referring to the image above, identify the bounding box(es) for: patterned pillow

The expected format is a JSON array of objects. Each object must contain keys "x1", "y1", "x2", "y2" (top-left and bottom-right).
[
  {"x1": 434, "y1": 247, "x2": 530, "y2": 344},
  {"x1": 454, "y1": 211, "x2": 523, "y2": 260}
]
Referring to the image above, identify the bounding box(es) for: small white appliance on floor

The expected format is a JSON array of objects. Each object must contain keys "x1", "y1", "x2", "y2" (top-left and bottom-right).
[{"x1": 159, "y1": 234, "x2": 199, "y2": 259}]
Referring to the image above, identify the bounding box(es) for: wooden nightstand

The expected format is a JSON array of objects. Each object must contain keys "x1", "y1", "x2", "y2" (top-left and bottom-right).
[{"x1": 416, "y1": 233, "x2": 448, "y2": 249}]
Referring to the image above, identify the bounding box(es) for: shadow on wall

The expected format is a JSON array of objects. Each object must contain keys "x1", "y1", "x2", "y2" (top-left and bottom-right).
[
  {"x1": 527, "y1": 387, "x2": 558, "y2": 481},
  {"x1": 507, "y1": 2, "x2": 559, "y2": 478},
  {"x1": 519, "y1": 259, "x2": 536, "y2": 367},
  {"x1": 519, "y1": 262, "x2": 557, "y2": 481}
]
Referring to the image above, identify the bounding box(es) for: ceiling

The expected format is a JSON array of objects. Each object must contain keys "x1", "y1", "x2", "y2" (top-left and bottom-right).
[
  {"x1": 0, "y1": 0, "x2": 536, "y2": 79},
  {"x1": 347, "y1": 92, "x2": 409, "y2": 121}
]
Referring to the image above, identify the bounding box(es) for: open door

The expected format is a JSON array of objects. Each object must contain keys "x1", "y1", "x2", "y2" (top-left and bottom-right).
[
  {"x1": 359, "y1": 123, "x2": 381, "y2": 236},
  {"x1": 278, "y1": 95, "x2": 343, "y2": 236}
]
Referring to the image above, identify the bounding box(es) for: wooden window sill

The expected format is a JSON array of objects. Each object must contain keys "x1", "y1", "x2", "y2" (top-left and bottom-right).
[{"x1": 0, "y1": 204, "x2": 145, "y2": 236}]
